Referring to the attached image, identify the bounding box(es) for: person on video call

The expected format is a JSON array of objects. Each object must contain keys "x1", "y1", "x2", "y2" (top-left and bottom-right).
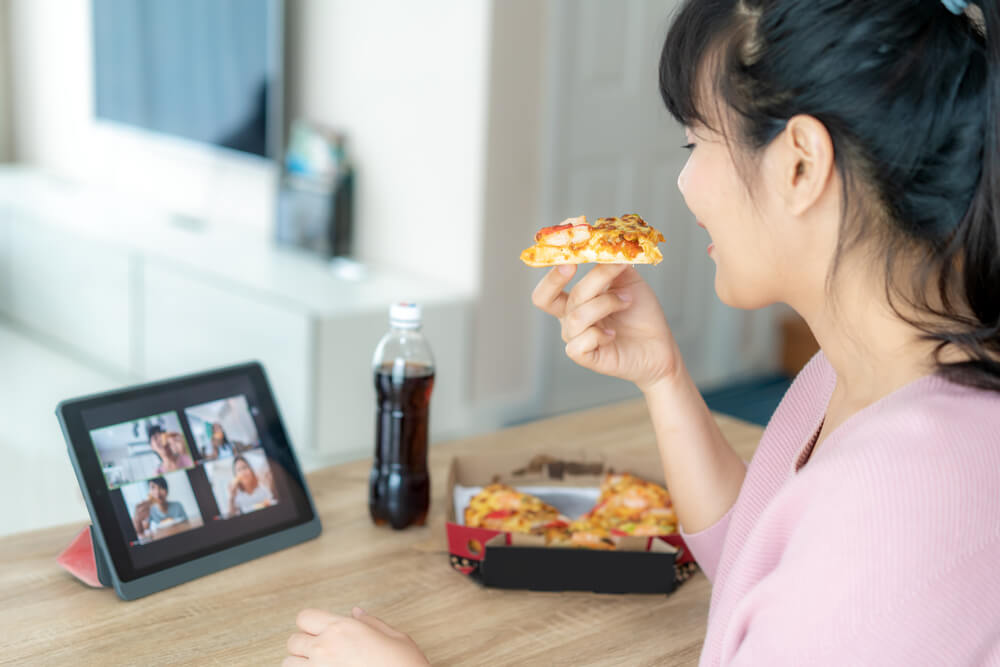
[
  {"x1": 149, "y1": 425, "x2": 193, "y2": 474},
  {"x1": 132, "y1": 476, "x2": 188, "y2": 538},
  {"x1": 203, "y1": 422, "x2": 235, "y2": 461},
  {"x1": 228, "y1": 455, "x2": 275, "y2": 516}
]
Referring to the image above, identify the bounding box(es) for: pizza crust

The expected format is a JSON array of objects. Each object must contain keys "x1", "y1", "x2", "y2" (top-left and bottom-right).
[{"x1": 520, "y1": 244, "x2": 663, "y2": 267}]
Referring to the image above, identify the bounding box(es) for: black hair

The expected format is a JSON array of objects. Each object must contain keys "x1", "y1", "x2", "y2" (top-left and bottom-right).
[
  {"x1": 212, "y1": 422, "x2": 230, "y2": 443},
  {"x1": 149, "y1": 476, "x2": 168, "y2": 493},
  {"x1": 660, "y1": 0, "x2": 1000, "y2": 391},
  {"x1": 147, "y1": 424, "x2": 164, "y2": 440}
]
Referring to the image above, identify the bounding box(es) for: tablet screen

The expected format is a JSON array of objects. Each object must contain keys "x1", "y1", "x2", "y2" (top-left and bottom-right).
[{"x1": 61, "y1": 364, "x2": 316, "y2": 582}]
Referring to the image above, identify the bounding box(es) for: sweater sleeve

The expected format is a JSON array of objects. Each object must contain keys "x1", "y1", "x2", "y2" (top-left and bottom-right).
[{"x1": 677, "y1": 459, "x2": 748, "y2": 583}]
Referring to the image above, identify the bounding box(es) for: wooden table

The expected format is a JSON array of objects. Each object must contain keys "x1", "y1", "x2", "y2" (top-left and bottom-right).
[{"x1": 0, "y1": 400, "x2": 763, "y2": 666}]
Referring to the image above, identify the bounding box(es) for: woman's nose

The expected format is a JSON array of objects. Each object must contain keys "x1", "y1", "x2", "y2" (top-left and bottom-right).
[{"x1": 677, "y1": 161, "x2": 689, "y2": 194}]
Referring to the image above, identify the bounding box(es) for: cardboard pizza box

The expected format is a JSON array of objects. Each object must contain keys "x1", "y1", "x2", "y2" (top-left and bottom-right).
[{"x1": 445, "y1": 449, "x2": 698, "y2": 595}]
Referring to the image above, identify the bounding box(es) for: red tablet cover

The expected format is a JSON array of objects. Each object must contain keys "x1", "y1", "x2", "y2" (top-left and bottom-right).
[{"x1": 57, "y1": 527, "x2": 104, "y2": 588}]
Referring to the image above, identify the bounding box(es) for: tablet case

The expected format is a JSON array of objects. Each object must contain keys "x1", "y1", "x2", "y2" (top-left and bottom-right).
[{"x1": 57, "y1": 525, "x2": 112, "y2": 588}]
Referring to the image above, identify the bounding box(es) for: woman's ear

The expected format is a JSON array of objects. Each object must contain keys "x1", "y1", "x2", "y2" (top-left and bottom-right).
[{"x1": 775, "y1": 115, "x2": 835, "y2": 216}]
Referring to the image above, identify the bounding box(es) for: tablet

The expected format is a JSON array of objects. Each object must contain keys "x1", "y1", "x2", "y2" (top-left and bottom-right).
[{"x1": 56, "y1": 362, "x2": 321, "y2": 600}]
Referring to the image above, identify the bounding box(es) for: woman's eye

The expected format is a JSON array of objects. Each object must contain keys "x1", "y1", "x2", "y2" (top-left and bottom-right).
[{"x1": 681, "y1": 143, "x2": 696, "y2": 151}]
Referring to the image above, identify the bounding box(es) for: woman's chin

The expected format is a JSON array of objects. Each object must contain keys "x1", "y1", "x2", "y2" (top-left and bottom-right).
[{"x1": 714, "y1": 273, "x2": 773, "y2": 310}]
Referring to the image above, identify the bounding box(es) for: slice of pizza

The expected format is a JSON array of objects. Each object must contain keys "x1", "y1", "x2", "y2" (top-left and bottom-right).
[
  {"x1": 572, "y1": 473, "x2": 678, "y2": 542},
  {"x1": 566, "y1": 516, "x2": 618, "y2": 550},
  {"x1": 597, "y1": 472, "x2": 674, "y2": 513},
  {"x1": 464, "y1": 483, "x2": 570, "y2": 542},
  {"x1": 520, "y1": 214, "x2": 665, "y2": 267}
]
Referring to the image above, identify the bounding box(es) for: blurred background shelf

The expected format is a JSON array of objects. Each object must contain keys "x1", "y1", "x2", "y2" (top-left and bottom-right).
[{"x1": 0, "y1": 166, "x2": 474, "y2": 471}]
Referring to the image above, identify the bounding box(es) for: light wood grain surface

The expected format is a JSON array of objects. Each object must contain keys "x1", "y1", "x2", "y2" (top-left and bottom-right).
[{"x1": 0, "y1": 400, "x2": 763, "y2": 666}]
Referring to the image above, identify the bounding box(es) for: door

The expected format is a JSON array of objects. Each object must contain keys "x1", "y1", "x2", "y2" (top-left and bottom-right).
[{"x1": 540, "y1": 0, "x2": 776, "y2": 415}]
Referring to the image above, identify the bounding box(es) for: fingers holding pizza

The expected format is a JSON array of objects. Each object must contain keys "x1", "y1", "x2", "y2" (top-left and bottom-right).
[{"x1": 527, "y1": 215, "x2": 682, "y2": 391}]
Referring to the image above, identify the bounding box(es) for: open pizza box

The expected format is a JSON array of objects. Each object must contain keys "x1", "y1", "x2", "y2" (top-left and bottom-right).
[{"x1": 445, "y1": 449, "x2": 698, "y2": 595}]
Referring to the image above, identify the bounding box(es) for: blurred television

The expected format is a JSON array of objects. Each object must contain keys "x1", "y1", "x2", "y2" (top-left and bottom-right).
[{"x1": 92, "y1": 0, "x2": 283, "y2": 160}]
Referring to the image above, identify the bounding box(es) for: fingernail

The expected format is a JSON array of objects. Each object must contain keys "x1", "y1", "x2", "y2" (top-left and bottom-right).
[
  {"x1": 558, "y1": 265, "x2": 574, "y2": 276},
  {"x1": 353, "y1": 607, "x2": 366, "y2": 616},
  {"x1": 617, "y1": 291, "x2": 633, "y2": 303},
  {"x1": 603, "y1": 328, "x2": 615, "y2": 336}
]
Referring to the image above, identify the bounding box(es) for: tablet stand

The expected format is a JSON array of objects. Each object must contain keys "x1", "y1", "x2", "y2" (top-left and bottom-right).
[{"x1": 56, "y1": 525, "x2": 111, "y2": 588}]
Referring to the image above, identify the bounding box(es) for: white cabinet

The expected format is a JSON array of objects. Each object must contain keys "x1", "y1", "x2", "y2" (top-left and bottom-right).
[
  {"x1": 8, "y1": 212, "x2": 134, "y2": 375},
  {"x1": 0, "y1": 168, "x2": 474, "y2": 468},
  {"x1": 142, "y1": 261, "x2": 313, "y2": 452}
]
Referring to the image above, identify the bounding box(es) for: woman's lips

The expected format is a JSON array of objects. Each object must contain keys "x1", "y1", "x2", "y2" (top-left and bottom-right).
[{"x1": 697, "y1": 221, "x2": 713, "y2": 253}]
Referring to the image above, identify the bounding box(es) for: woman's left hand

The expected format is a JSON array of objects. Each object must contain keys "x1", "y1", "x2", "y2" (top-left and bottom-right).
[{"x1": 284, "y1": 607, "x2": 429, "y2": 667}]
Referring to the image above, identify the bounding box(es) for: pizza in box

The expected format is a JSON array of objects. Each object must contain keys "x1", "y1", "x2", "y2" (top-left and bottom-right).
[{"x1": 463, "y1": 473, "x2": 677, "y2": 551}]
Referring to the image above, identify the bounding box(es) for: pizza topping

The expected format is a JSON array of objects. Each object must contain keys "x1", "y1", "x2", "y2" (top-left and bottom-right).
[
  {"x1": 535, "y1": 221, "x2": 592, "y2": 246},
  {"x1": 646, "y1": 507, "x2": 676, "y2": 517},
  {"x1": 484, "y1": 509, "x2": 515, "y2": 520}
]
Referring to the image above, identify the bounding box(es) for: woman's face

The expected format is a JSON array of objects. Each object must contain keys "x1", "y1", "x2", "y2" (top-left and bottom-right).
[
  {"x1": 677, "y1": 123, "x2": 791, "y2": 309},
  {"x1": 167, "y1": 433, "x2": 185, "y2": 457},
  {"x1": 235, "y1": 459, "x2": 254, "y2": 485},
  {"x1": 212, "y1": 424, "x2": 223, "y2": 440}
]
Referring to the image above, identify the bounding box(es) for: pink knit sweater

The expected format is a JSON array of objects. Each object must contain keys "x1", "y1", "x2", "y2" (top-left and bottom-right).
[{"x1": 680, "y1": 352, "x2": 1000, "y2": 665}]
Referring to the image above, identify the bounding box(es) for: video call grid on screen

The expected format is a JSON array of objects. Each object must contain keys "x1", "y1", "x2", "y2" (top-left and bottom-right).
[{"x1": 80, "y1": 375, "x2": 303, "y2": 575}]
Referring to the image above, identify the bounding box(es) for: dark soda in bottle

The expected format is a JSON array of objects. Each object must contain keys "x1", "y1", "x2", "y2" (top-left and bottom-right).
[{"x1": 369, "y1": 302, "x2": 435, "y2": 529}]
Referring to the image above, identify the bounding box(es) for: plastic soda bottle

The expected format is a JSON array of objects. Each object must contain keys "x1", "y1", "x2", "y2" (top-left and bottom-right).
[{"x1": 368, "y1": 302, "x2": 435, "y2": 529}]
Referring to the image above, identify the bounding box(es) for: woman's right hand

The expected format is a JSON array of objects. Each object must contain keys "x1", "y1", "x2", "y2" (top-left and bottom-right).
[{"x1": 531, "y1": 263, "x2": 682, "y2": 391}]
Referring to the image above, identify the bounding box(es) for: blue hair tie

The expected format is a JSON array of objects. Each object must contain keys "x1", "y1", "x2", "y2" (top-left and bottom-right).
[{"x1": 941, "y1": 0, "x2": 968, "y2": 14}]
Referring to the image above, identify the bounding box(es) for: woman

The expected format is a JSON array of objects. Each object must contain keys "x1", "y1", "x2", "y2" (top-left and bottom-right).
[
  {"x1": 284, "y1": 0, "x2": 1000, "y2": 664},
  {"x1": 149, "y1": 427, "x2": 193, "y2": 474},
  {"x1": 227, "y1": 455, "x2": 275, "y2": 516},
  {"x1": 203, "y1": 422, "x2": 235, "y2": 461}
]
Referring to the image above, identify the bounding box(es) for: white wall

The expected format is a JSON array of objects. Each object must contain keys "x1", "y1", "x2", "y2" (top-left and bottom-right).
[
  {"x1": 284, "y1": 0, "x2": 490, "y2": 288},
  {"x1": 0, "y1": 0, "x2": 11, "y2": 162},
  {"x1": 471, "y1": 0, "x2": 550, "y2": 412},
  {"x1": 7, "y1": 0, "x2": 491, "y2": 289}
]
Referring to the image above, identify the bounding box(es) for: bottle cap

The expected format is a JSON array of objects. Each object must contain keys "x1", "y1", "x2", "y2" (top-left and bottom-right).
[{"x1": 389, "y1": 302, "x2": 422, "y2": 329}]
